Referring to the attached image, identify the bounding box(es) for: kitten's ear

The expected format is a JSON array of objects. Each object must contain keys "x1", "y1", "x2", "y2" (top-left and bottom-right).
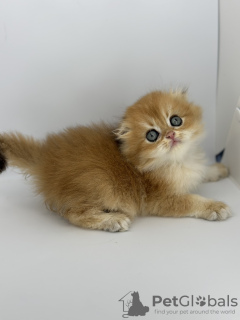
[
  {"x1": 193, "y1": 104, "x2": 203, "y2": 119},
  {"x1": 113, "y1": 120, "x2": 131, "y2": 140},
  {"x1": 170, "y1": 87, "x2": 188, "y2": 98}
]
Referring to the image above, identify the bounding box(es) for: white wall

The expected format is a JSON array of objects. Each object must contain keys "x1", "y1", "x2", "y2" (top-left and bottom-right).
[
  {"x1": 0, "y1": 0, "x2": 218, "y2": 158},
  {"x1": 217, "y1": 0, "x2": 240, "y2": 154}
]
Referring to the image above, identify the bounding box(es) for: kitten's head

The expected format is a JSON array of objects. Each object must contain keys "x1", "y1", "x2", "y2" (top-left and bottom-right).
[{"x1": 115, "y1": 90, "x2": 204, "y2": 172}]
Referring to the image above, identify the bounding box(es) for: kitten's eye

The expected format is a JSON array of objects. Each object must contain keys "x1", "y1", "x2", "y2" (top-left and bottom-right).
[
  {"x1": 146, "y1": 129, "x2": 159, "y2": 142},
  {"x1": 170, "y1": 115, "x2": 182, "y2": 127}
]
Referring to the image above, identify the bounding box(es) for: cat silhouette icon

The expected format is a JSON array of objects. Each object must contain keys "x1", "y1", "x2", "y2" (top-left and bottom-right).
[{"x1": 128, "y1": 291, "x2": 149, "y2": 316}]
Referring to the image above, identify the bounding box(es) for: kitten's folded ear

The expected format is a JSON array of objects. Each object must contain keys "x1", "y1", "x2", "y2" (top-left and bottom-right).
[
  {"x1": 193, "y1": 104, "x2": 203, "y2": 119},
  {"x1": 113, "y1": 120, "x2": 131, "y2": 140}
]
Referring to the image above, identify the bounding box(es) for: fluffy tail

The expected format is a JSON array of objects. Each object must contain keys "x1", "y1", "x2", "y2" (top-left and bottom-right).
[{"x1": 0, "y1": 132, "x2": 42, "y2": 174}]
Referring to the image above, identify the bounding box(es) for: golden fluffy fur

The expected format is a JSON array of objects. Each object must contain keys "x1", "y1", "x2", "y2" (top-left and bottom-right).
[{"x1": 0, "y1": 90, "x2": 231, "y2": 231}]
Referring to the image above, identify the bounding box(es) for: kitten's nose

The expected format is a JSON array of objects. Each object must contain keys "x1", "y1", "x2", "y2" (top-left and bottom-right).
[{"x1": 166, "y1": 131, "x2": 176, "y2": 140}]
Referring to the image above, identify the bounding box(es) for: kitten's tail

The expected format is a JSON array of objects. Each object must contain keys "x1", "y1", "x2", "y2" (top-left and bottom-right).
[{"x1": 0, "y1": 132, "x2": 42, "y2": 174}]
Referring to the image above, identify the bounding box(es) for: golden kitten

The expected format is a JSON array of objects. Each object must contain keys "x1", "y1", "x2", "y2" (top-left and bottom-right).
[{"x1": 0, "y1": 90, "x2": 230, "y2": 232}]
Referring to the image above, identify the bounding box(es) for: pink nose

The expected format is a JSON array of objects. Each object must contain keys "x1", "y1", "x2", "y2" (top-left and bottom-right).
[{"x1": 166, "y1": 131, "x2": 176, "y2": 140}]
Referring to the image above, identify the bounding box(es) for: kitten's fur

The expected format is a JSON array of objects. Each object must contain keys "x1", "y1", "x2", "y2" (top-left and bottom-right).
[{"x1": 0, "y1": 90, "x2": 230, "y2": 232}]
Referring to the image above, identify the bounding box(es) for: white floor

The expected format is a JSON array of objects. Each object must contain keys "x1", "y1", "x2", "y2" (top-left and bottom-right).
[{"x1": 0, "y1": 171, "x2": 240, "y2": 320}]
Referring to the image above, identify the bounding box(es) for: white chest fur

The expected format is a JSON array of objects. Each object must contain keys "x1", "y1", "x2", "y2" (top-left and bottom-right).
[{"x1": 162, "y1": 151, "x2": 206, "y2": 194}]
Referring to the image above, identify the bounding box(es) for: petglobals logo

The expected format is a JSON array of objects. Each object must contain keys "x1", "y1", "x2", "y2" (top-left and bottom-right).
[
  {"x1": 152, "y1": 295, "x2": 238, "y2": 308},
  {"x1": 153, "y1": 294, "x2": 238, "y2": 317},
  {"x1": 118, "y1": 292, "x2": 238, "y2": 318},
  {"x1": 119, "y1": 291, "x2": 149, "y2": 318}
]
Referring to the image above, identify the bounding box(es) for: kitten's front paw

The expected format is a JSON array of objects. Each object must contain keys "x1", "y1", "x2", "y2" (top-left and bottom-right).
[
  {"x1": 206, "y1": 163, "x2": 229, "y2": 182},
  {"x1": 202, "y1": 201, "x2": 231, "y2": 221},
  {"x1": 215, "y1": 163, "x2": 229, "y2": 180},
  {"x1": 104, "y1": 216, "x2": 131, "y2": 232}
]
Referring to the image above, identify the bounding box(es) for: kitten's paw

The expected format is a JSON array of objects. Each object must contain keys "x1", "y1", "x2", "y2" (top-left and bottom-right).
[
  {"x1": 205, "y1": 163, "x2": 229, "y2": 182},
  {"x1": 202, "y1": 201, "x2": 231, "y2": 221},
  {"x1": 104, "y1": 215, "x2": 131, "y2": 232},
  {"x1": 214, "y1": 163, "x2": 229, "y2": 180}
]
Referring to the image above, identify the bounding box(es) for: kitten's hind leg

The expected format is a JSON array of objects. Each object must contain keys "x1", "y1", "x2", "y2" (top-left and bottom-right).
[
  {"x1": 64, "y1": 207, "x2": 132, "y2": 232},
  {"x1": 204, "y1": 163, "x2": 229, "y2": 182}
]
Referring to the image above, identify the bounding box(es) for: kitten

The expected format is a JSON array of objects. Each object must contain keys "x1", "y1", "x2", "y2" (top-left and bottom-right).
[{"x1": 0, "y1": 90, "x2": 230, "y2": 232}]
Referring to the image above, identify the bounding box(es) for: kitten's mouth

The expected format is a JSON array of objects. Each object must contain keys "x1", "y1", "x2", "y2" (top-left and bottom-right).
[
  {"x1": 170, "y1": 138, "x2": 181, "y2": 149},
  {"x1": 165, "y1": 131, "x2": 181, "y2": 149}
]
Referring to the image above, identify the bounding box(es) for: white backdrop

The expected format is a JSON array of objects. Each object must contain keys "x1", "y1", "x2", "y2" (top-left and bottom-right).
[
  {"x1": 0, "y1": 0, "x2": 218, "y2": 159},
  {"x1": 217, "y1": 0, "x2": 240, "y2": 154}
]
